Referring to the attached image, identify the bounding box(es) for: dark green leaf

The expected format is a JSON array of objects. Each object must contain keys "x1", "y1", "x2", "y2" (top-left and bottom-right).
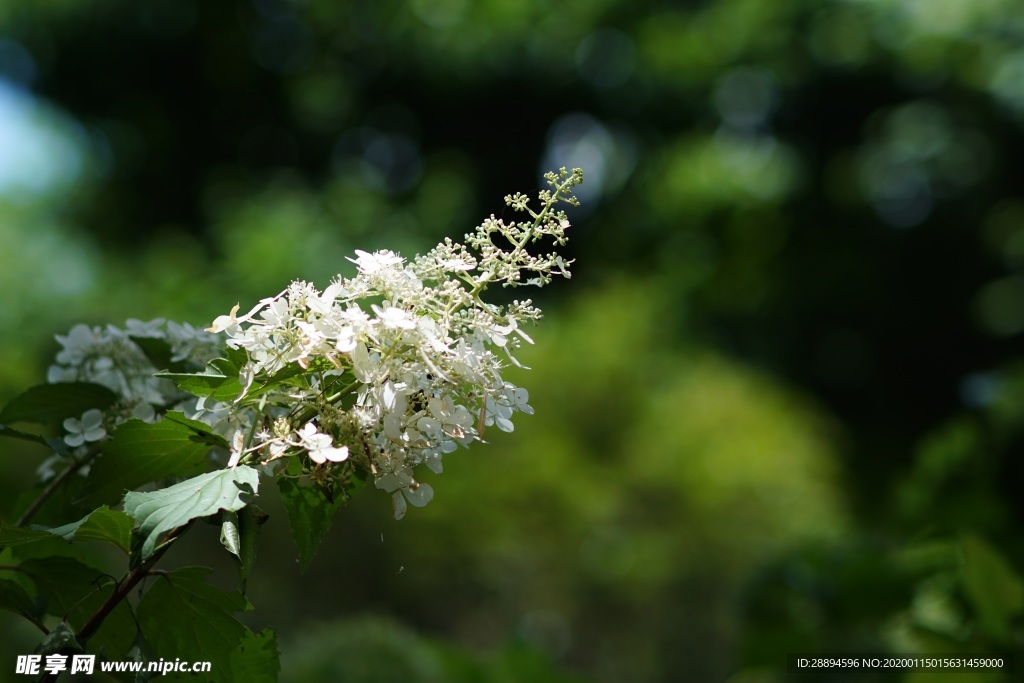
[
  {"x1": 19, "y1": 556, "x2": 136, "y2": 658},
  {"x1": 126, "y1": 632, "x2": 158, "y2": 683},
  {"x1": 36, "y1": 621, "x2": 83, "y2": 656},
  {"x1": 0, "y1": 506, "x2": 133, "y2": 553},
  {"x1": 237, "y1": 504, "x2": 267, "y2": 585},
  {"x1": 0, "y1": 525, "x2": 53, "y2": 548},
  {"x1": 130, "y1": 335, "x2": 194, "y2": 373},
  {"x1": 136, "y1": 567, "x2": 279, "y2": 682},
  {"x1": 0, "y1": 423, "x2": 54, "y2": 450},
  {"x1": 77, "y1": 414, "x2": 214, "y2": 507},
  {"x1": 19, "y1": 557, "x2": 111, "y2": 622},
  {"x1": 124, "y1": 466, "x2": 259, "y2": 560},
  {"x1": 0, "y1": 383, "x2": 118, "y2": 426},
  {"x1": 228, "y1": 628, "x2": 280, "y2": 683},
  {"x1": 0, "y1": 578, "x2": 44, "y2": 623},
  {"x1": 162, "y1": 411, "x2": 230, "y2": 450},
  {"x1": 278, "y1": 476, "x2": 345, "y2": 572}
]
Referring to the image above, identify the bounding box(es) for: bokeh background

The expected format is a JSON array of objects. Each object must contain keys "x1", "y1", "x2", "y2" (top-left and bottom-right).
[{"x1": 1, "y1": 0, "x2": 1023, "y2": 681}]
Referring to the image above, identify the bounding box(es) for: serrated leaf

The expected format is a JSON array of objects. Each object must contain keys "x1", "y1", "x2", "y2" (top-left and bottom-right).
[
  {"x1": 220, "y1": 511, "x2": 240, "y2": 558},
  {"x1": 278, "y1": 477, "x2": 344, "y2": 572},
  {"x1": 228, "y1": 628, "x2": 280, "y2": 683},
  {"x1": 19, "y1": 556, "x2": 136, "y2": 658},
  {"x1": 0, "y1": 506, "x2": 133, "y2": 553},
  {"x1": 136, "y1": 567, "x2": 279, "y2": 683},
  {"x1": 77, "y1": 414, "x2": 214, "y2": 507},
  {"x1": 48, "y1": 506, "x2": 134, "y2": 553},
  {"x1": 125, "y1": 466, "x2": 259, "y2": 560},
  {"x1": 0, "y1": 383, "x2": 118, "y2": 426}
]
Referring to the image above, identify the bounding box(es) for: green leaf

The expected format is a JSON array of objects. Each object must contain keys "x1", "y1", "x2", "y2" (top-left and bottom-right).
[
  {"x1": 960, "y1": 534, "x2": 1024, "y2": 640},
  {"x1": 124, "y1": 466, "x2": 259, "y2": 560},
  {"x1": 48, "y1": 506, "x2": 134, "y2": 553},
  {"x1": 0, "y1": 423, "x2": 59, "y2": 451},
  {"x1": 237, "y1": 504, "x2": 268, "y2": 585},
  {"x1": 156, "y1": 355, "x2": 247, "y2": 403},
  {"x1": 19, "y1": 556, "x2": 136, "y2": 658},
  {"x1": 158, "y1": 355, "x2": 311, "y2": 405},
  {"x1": 0, "y1": 577, "x2": 44, "y2": 624},
  {"x1": 220, "y1": 511, "x2": 241, "y2": 558},
  {"x1": 125, "y1": 633, "x2": 158, "y2": 683},
  {"x1": 156, "y1": 368, "x2": 243, "y2": 403},
  {"x1": 263, "y1": 360, "x2": 309, "y2": 385},
  {"x1": 36, "y1": 621, "x2": 83, "y2": 656},
  {"x1": 278, "y1": 476, "x2": 345, "y2": 572},
  {"x1": 0, "y1": 506, "x2": 133, "y2": 553},
  {"x1": 211, "y1": 505, "x2": 269, "y2": 588},
  {"x1": 19, "y1": 557, "x2": 111, "y2": 622},
  {"x1": 0, "y1": 525, "x2": 53, "y2": 548},
  {"x1": 77, "y1": 413, "x2": 215, "y2": 507},
  {"x1": 162, "y1": 411, "x2": 231, "y2": 450},
  {"x1": 136, "y1": 567, "x2": 279, "y2": 683},
  {"x1": 229, "y1": 629, "x2": 280, "y2": 683},
  {"x1": 224, "y1": 345, "x2": 249, "y2": 369},
  {"x1": 0, "y1": 382, "x2": 118, "y2": 426},
  {"x1": 130, "y1": 335, "x2": 194, "y2": 373}
]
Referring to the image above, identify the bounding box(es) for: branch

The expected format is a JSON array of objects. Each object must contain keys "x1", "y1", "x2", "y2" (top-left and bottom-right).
[
  {"x1": 15, "y1": 452, "x2": 95, "y2": 527},
  {"x1": 39, "y1": 523, "x2": 192, "y2": 683},
  {"x1": 78, "y1": 524, "x2": 188, "y2": 642}
]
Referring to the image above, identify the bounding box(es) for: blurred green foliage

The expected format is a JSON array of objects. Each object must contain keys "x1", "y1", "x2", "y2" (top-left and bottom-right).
[
  {"x1": 279, "y1": 615, "x2": 588, "y2": 683},
  {"x1": 2, "y1": 0, "x2": 1024, "y2": 680}
]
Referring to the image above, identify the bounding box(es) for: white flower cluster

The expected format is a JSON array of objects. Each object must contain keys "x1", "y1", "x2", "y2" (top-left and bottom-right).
[
  {"x1": 47, "y1": 319, "x2": 222, "y2": 441},
  {"x1": 207, "y1": 168, "x2": 582, "y2": 517}
]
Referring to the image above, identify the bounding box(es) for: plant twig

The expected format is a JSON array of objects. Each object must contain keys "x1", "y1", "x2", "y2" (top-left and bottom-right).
[
  {"x1": 39, "y1": 523, "x2": 192, "y2": 682},
  {"x1": 15, "y1": 453, "x2": 94, "y2": 527},
  {"x1": 77, "y1": 525, "x2": 187, "y2": 643}
]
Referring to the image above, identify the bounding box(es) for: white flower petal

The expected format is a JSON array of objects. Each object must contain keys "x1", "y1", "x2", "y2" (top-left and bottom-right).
[
  {"x1": 81, "y1": 409, "x2": 104, "y2": 430},
  {"x1": 404, "y1": 483, "x2": 434, "y2": 508},
  {"x1": 83, "y1": 427, "x2": 107, "y2": 442},
  {"x1": 392, "y1": 491, "x2": 408, "y2": 520},
  {"x1": 323, "y1": 445, "x2": 349, "y2": 463}
]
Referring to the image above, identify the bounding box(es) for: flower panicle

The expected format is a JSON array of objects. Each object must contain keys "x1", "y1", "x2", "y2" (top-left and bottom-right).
[{"x1": 45, "y1": 169, "x2": 582, "y2": 518}]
